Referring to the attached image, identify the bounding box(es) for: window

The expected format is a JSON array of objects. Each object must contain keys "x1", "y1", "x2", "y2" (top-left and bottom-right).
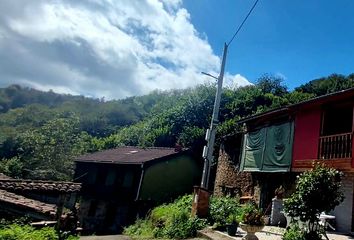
[
  {"x1": 319, "y1": 103, "x2": 353, "y2": 159},
  {"x1": 322, "y1": 104, "x2": 352, "y2": 136}
]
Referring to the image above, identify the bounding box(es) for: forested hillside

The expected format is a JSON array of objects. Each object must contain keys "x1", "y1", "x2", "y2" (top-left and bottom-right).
[{"x1": 0, "y1": 73, "x2": 353, "y2": 180}]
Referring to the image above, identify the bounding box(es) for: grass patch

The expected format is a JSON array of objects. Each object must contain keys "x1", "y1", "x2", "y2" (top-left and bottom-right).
[{"x1": 0, "y1": 223, "x2": 79, "y2": 240}]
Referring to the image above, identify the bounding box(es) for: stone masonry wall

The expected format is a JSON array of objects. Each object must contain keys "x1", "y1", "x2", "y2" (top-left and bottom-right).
[{"x1": 213, "y1": 135, "x2": 254, "y2": 197}]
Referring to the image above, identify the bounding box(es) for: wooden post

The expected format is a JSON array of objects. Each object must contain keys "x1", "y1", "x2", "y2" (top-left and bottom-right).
[
  {"x1": 55, "y1": 194, "x2": 67, "y2": 232},
  {"x1": 191, "y1": 186, "x2": 210, "y2": 218}
]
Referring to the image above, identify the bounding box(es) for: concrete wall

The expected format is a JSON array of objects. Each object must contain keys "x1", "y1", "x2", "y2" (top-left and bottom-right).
[
  {"x1": 333, "y1": 173, "x2": 353, "y2": 233},
  {"x1": 139, "y1": 154, "x2": 201, "y2": 202}
]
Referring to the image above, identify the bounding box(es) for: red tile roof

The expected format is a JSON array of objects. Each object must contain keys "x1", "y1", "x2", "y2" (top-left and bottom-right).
[
  {"x1": 76, "y1": 146, "x2": 184, "y2": 164},
  {"x1": 0, "y1": 179, "x2": 81, "y2": 193},
  {"x1": 0, "y1": 189, "x2": 57, "y2": 218}
]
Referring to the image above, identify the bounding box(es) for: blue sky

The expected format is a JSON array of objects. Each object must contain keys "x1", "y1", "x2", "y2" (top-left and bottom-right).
[
  {"x1": 0, "y1": 0, "x2": 353, "y2": 99},
  {"x1": 183, "y1": 0, "x2": 354, "y2": 89}
]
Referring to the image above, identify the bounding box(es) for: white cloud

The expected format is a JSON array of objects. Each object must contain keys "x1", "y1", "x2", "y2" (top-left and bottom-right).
[
  {"x1": 275, "y1": 72, "x2": 287, "y2": 80},
  {"x1": 0, "y1": 0, "x2": 251, "y2": 99},
  {"x1": 224, "y1": 73, "x2": 253, "y2": 89}
]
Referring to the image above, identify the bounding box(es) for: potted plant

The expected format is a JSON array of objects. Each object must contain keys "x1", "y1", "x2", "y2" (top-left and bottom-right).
[
  {"x1": 239, "y1": 203, "x2": 265, "y2": 240},
  {"x1": 225, "y1": 213, "x2": 239, "y2": 236},
  {"x1": 209, "y1": 196, "x2": 240, "y2": 231}
]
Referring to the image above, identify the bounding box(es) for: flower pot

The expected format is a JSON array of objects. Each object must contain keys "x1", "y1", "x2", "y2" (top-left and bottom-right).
[
  {"x1": 226, "y1": 222, "x2": 238, "y2": 236},
  {"x1": 239, "y1": 223, "x2": 264, "y2": 240}
]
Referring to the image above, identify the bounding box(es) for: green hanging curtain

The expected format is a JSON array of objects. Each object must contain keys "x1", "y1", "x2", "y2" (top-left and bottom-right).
[
  {"x1": 241, "y1": 128, "x2": 266, "y2": 171},
  {"x1": 240, "y1": 121, "x2": 294, "y2": 172}
]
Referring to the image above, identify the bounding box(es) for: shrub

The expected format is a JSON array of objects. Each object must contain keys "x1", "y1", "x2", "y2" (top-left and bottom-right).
[
  {"x1": 123, "y1": 218, "x2": 154, "y2": 239},
  {"x1": 0, "y1": 223, "x2": 79, "y2": 240},
  {"x1": 240, "y1": 203, "x2": 264, "y2": 226},
  {"x1": 283, "y1": 224, "x2": 322, "y2": 240},
  {"x1": 226, "y1": 213, "x2": 238, "y2": 224},
  {"x1": 124, "y1": 195, "x2": 206, "y2": 239},
  {"x1": 284, "y1": 164, "x2": 344, "y2": 239},
  {"x1": 125, "y1": 194, "x2": 243, "y2": 239},
  {"x1": 157, "y1": 213, "x2": 206, "y2": 239},
  {"x1": 0, "y1": 224, "x2": 58, "y2": 240},
  {"x1": 282, "y1": 224, "x2": 305, "y2": 240},
  {"x1": 208, "y1": 195, "x2": 241, "y2": 227}
]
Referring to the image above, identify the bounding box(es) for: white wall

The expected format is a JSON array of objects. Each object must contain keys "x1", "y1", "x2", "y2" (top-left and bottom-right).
[{"x1": 333, "y1": 173, "x2": 353, "y2": 233}]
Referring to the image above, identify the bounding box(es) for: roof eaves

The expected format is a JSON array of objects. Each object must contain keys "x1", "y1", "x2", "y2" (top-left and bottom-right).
[
  {"x1": 75, "y1": 159, "x2": 143, "y2": 165},
  {"x1": 75, "y1": 148, "x2": 187, "y2": 164},
  {"x1": 237, "y1": 107, "x2": 289, "y2": 124},
  {"x1": 237, "y1": 87, "x2": 354, "y2": 124}
]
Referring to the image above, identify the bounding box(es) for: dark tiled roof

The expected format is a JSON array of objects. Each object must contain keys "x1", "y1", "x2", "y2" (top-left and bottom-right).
[
  {"x1": 76, "y1": 146, "x2": 184, "y2": 164},
  {"x1": 0, "y1": 189, "x2": 57, "y2": 218},
  {"x1": 0, "y1": 179, "x2": 81, "y2": 193}
]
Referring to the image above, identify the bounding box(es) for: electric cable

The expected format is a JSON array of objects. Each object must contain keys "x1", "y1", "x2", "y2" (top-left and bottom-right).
[{"x1": 227, "y1": 0, "x2": 260, "y2": 47}]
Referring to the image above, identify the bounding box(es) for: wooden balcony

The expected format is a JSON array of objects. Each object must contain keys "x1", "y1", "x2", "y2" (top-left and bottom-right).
[{"x1": 319, "y1": 132, "x2": 352, "y2": 159}]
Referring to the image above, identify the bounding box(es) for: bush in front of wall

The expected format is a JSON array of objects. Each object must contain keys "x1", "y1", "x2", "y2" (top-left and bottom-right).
[
  {"x1": 208, "y1": 195, "x2": 241, "y2": 228},
  {"x1": 124, "y1": 195, "x2": 207, "y2": 239},
  {"x1": 283, "y1": 164, "x2": 344, "y2": 239},
  {"x1": 125, "y1": 194, "x2": 244, "y2": 239}
]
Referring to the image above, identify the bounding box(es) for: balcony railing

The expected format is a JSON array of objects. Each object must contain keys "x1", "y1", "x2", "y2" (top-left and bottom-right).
[{"x1": 319, "y1": 132, "x2": 352, "y2": 159}]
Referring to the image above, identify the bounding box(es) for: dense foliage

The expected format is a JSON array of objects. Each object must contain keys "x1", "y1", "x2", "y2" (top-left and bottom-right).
[
  {"x1": 208, "y1": 195, "x2": 241, "y2": 227},
  {"x1": 240, "y1": 203, "x2": 264, "y2": 226},
  {"x1": 282, "y1": 224, "x2": 306, "y2": 240},
  {"x1": 0, "y1": 115, "x2": 90, "y2": 180},
  {"x1": 124, "y1": 194, "x2": 244, "y2": 239},
  {"x1": 295, "y1": 73, "x2": 354, "y2": 96},
  {"x1": 124, "y1": 195, "x2": 207, "y2": 239},
  {"x1": 0, "y1": 223, "x2": 78, "y2": 240},
  {"x1": 284, "y1": 165, "x2": 344, "y2": 239},
  {"x1": 1, "y1": 73, "x2": 354, "y2": 180}
]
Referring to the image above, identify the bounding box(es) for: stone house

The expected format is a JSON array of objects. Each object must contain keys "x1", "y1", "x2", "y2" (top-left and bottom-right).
[
  {"x1": 74, "y1": 146, "x2": 201, "y2": 234},
  {"x1": 215, "y1": 87, "x2": 354, "y2": 233}
]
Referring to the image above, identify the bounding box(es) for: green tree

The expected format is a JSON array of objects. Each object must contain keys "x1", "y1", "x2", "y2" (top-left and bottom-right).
[
  {"x1": 13, "y1": 115, "x2": 89, "y2": 180},
  {"x1": 257, "y1": 74, "x2": 288, "y2": 96},
  {"x1": 295, "y1": 73, "x2": 354, "y2": 96},
  {"x1": 284, "y1": 165, "x2": 344, "y2": 239}
]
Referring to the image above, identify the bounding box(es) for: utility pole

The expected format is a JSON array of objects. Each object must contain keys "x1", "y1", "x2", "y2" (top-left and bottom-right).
[
  {"x1": 192, "y1": 42, "x2": 228, "y2": 217},
  {"x1": 201, "y1": 42, "x2": 228, "y2": 189},
  {"x1": 192, "y1": 0, "x2": 259, "y2": 218}
]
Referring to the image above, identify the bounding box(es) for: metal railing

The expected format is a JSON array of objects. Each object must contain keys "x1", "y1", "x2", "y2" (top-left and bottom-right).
[{"x1": 319, "y1": 132, "x2": 352, "y2": 159}]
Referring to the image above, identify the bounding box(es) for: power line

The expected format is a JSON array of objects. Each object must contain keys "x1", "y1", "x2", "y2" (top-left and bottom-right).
[{"x1": 227, "y1": 0, "x2": 260, "y2": 47}]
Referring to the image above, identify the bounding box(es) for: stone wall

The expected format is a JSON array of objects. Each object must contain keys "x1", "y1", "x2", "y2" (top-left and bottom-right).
[{"x1": 213, "y1": 134, "x2": 254, "y2": 197}]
